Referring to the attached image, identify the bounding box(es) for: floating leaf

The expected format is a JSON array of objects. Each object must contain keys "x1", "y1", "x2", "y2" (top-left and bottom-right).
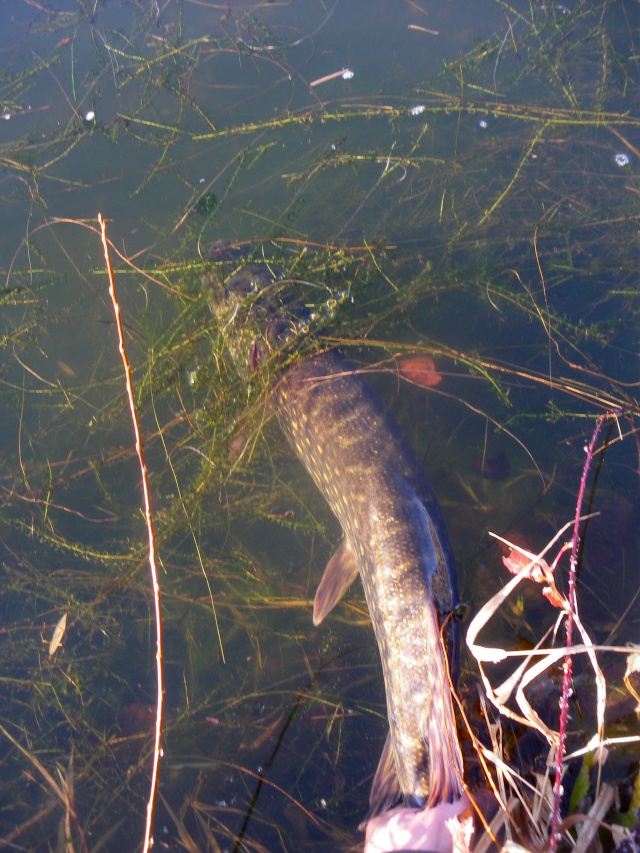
[
  {"x1": 542, "y1": 585, "x2": 569, "y2": 611},
  {"x1": 502, "y1": 544, "x2": 549, "y2": 583},
  {"x1": 398, "y1": 355, "x2": 442, "y2": 388}
]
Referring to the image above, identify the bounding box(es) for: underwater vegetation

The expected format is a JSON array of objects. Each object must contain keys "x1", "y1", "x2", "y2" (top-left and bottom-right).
[{"x1": 0, "y1": 0, "x2": 639, "y2": 850}]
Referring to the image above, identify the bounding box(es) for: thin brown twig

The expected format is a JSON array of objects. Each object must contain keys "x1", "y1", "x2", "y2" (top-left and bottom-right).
[{"x1": 99, "y1": 213, "x2": 164, "y2": 853}]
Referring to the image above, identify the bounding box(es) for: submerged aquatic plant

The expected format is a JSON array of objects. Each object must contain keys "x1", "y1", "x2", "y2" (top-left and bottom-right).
[{"x1": 0, "y1": 0, "x2": 638, "y2": 850}]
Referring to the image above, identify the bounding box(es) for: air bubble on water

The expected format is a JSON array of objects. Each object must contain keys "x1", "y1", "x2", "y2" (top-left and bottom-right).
[
  {"x1": 341, "y1": 68, "x2": 354, "y2": 80},
  {"x1": 409, "y1": 105, "x2": 426, "y2": 117},
  {"x1": 613, "y1": 152, "x2": 631, "y2": 167}
]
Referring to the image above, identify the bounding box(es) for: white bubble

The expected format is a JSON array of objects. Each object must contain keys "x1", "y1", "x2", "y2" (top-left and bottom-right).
[
  {"x1": 612, "y1": 152, "x2": 631, "y2": 167},
  {"x1": 478, "y1": 119, "x2": 489, "y2": 129},
  {"x1": 341, "y1": 68, "x2": 354, "y2": 80},
  {"x1": 409, "y1": 105, "x2": 426, "y2": 116},
  {"x1": 85, "y1": 110, "x2": 95, "y2": 122}
]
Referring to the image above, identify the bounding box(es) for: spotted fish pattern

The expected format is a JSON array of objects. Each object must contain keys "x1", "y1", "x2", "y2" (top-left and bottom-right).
[{"x1": 209, "y1": 256, "x2": 464, "y2": 816}]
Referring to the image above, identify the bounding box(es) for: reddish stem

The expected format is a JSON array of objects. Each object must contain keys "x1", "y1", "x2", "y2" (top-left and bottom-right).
[{"x1": 549, "y1": 416, "x2": 606, "y2": 850}]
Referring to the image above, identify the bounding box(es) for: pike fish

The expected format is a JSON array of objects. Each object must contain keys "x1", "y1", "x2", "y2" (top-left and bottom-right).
[{"x1": 208, "y1": 253, "x2": 464, "y2": 817}]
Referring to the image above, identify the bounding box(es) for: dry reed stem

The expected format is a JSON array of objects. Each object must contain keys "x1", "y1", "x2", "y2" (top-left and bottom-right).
[
  {"x1": 0, "y1": 725, "x2": 88, "y2": 852},
  {"x1": 99, "y1": 213, "x2": 164, "y2": 853},
  {"x1": 571, "y1": 783, "x2": 617, "y2": 853},
  {"x1": 466, "y1": 498, "x2": 640, "y2": 850}
]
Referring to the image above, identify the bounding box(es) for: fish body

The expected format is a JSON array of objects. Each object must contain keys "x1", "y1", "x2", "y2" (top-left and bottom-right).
[
  {"x1": 274, "y1": 349, "x2": 463, "y2": 812},
  {"x1": 209, "y1": 257, "x2": 463, "y2": 814}
]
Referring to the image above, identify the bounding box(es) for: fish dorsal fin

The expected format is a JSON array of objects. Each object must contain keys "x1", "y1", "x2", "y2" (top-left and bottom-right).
[
  {"x1": 358, "y1": 730, "x2": 401, "y2": 830},
  {"x1": 313, "y1": 537, "x2": 360, "y2": 626}
]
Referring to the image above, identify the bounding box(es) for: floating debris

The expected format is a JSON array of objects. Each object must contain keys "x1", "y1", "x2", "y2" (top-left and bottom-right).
[
  {"x1": 49, "y1": 613, "x2": 67, "y2": 657},
  {"x1": 612, "y1": 152, "x2": 631, "y2": 167},
  {"x1": 408, "y1": 24, "x2": 439, "y2": 35},
  {"x1": 310, "y1": 68, "x2": 354, "y2": 87}
]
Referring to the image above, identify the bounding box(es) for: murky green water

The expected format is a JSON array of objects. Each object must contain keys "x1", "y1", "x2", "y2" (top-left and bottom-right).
[{"x1": 0, "y1": 1, "x2": 638, "y2": 850}]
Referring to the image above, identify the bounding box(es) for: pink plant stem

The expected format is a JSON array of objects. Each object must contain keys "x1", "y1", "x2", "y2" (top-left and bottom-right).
[
  {"x1": 549, "y1": 416, "x2": 606, "y2": 851},
  {"x1": 99, "y1": 215, "x2": 164, "y2": 853}
]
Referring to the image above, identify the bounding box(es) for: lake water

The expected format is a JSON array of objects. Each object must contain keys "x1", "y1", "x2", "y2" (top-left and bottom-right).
[{"x1": 0, "y1": 1, "x2": 639, "y2": 850}]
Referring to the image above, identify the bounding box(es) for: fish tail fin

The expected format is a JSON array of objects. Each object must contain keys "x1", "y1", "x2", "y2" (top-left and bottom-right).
[
  {"x1": 425, "y1": 645, "x2": 464, "y2": 806},
  {"x1": 358, "y1": 731, "x2": 401, "y2": 830}
]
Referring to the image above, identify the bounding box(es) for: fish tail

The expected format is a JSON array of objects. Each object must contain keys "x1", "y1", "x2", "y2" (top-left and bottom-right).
[{"x1": 425, "y1": 651, "x2": 464, "y2": 806}]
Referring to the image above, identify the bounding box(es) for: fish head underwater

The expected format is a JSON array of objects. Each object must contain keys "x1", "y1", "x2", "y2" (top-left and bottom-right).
[
  {"x1": 206, "y1": 247, "x2": 330, "y2": 379},
  {"x1": 207, "y1": 262, "x2": 289, "y2": 374}
]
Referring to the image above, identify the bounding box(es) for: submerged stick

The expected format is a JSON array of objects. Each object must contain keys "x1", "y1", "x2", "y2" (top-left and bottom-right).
[{"x1": 99, "y1": 213, "x2": 164, "y2": 853}]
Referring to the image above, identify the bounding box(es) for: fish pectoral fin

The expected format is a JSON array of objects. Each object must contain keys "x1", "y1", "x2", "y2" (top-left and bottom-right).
[
  {"x1": 313, "y1": 537, "x2": 360, "y2": 626},
  {"x1": 358, "y1": 730, "x2": 401, "y2": 830}
]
